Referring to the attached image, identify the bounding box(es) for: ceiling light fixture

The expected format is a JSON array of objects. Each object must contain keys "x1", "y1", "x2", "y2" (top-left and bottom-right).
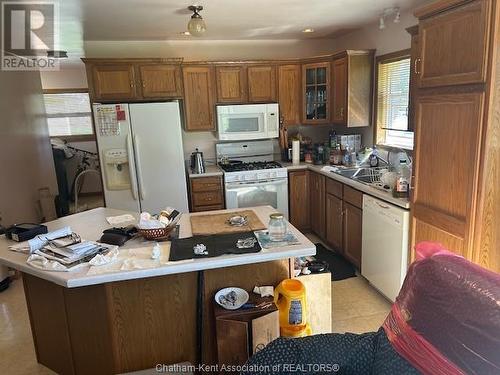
[
  {"x1": 394, "y1": 8, "x2": 401, "y2": 23},
  {"x1": 379, "y1": 7, "x2": 400, "y2": 30},
  {"x1": 187, "y1": 5, "x2": 206, "y2": 37},
  {"x1": 302, "y1": 28, "x2": 315, "y2": 33}
]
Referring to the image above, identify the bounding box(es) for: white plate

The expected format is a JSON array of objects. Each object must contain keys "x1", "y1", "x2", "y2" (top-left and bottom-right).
[{"x1": 215, "y1": 287, "x2": 249, "y2": 310}]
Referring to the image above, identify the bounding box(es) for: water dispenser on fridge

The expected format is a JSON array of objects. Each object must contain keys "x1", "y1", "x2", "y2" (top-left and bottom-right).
[{"x1": 103, "y1": 149, "x2": 131, "y2": 190}]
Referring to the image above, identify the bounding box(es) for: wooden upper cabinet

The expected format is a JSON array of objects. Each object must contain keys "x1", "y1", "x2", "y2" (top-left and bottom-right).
[
  {"x1": 91, "y1": 64, "x2": 137, "y2": 101},
  {"x1": 247, "y1": 65, "x2": 277, "y2": 102},
  {"x1": 416, "y1": 0, "x2": 490, "y2": 88},
  {"x1": 138, "y1": 64, "x2": 183, "y2": 98},
  {"x1": 331, "y1": 51, "x2": 373, "y2": 128},
  {"x1": 331, "y1": 57, "x2": 347, "y2": 124},
  {"x1": 302, "y1": 62, "x2": 331, "y2": 124},
  {"x1": 406, "y1": 25, "x2": 419, "y2": 132},
  {"x1": 215, "y1": 65, "x2": 248, "y2": 103},
  {"x1": 182, "y1": 66, "x2": 215, "y2": 131},
  {"x1": 278, "y1": 64, "x2": 302, "y2": 126},
  {"x1": 412, "y1": 92, "x2": 484, "y2": 257}
]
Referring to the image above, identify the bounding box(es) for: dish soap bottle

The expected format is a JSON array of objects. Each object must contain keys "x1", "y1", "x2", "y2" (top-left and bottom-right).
[{"x1": 393, "y1": 159, "x2": 411, "y2": 198}]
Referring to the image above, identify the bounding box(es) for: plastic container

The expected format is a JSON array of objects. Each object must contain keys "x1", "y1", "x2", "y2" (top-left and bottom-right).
[
  {"x1": 274, "y1": 279, "x2": 307, "y2": 327},
  {"x1": 280, "y1": 324, "x2": 312, "y2": 338}
]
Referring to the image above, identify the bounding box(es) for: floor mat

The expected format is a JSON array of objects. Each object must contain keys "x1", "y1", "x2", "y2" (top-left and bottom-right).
[{"x1": 314, "y1": 243, "x2": 357, "y2": 281}]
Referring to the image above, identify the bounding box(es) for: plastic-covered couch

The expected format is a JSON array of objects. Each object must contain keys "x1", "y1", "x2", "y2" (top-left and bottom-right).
[{"x1": 243, "y1": 242, "x2": 500, "y2": 375}]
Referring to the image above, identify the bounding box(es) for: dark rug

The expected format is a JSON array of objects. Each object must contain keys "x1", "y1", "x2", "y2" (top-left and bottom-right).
[{"x1": 314, "y1": 243, "x2": 357, "y2": 281}]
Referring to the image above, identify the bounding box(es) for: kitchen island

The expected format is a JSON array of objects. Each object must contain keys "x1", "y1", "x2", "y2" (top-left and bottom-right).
[{"x1": 0, "y1": 206, "x2": 315, "y2": 375}]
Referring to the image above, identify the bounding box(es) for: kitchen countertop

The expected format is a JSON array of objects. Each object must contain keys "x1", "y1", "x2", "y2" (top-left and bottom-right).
[
  {"x1": 187, "y1": 164, "x2": 223, "y2": 178},
  {"x1": 281, "y1": 162, "x2": 410, "y2": 209},
  {"x1": 0, "y1": 206, "x2": 315, "y2": 288}
]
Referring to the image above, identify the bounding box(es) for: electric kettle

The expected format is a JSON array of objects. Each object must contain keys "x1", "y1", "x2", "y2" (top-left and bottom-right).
[{"x1": 190, "y1": 148, "x2": 206, "y2": 174}]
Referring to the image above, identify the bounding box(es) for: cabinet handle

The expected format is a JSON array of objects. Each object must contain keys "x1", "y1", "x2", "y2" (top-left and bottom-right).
[
  {"x1": 414, "y1": 57, "x2": 421, "y2": 75},
  {"x1": 130, "y1": 81, "x2": 135, "y2": 88},
  {"x1": 142, "y1": 82, "x2": 146, "y2": 88},
  {"x1": 340, "y1": 107, "x2": 344, "y2": 117}
]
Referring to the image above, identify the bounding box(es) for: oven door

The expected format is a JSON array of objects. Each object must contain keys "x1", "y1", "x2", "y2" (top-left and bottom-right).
[
  {"x1": 217, "y1": 105, "x2": 267, "y2": 141},
  {"x1": 225, "y1": 178, "x2": 289, "y2": 219}
]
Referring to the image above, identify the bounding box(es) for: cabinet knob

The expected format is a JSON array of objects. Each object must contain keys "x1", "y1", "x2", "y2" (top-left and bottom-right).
[
  {"x1": 340, "y1": 107, "x2": 344, "y2": 117},
  {"x1": 142, "y1": 82, "x2": 146, "y2": 88},
  {"x1": 130, "y1": 81, "x2": 135, "y2": 88}
]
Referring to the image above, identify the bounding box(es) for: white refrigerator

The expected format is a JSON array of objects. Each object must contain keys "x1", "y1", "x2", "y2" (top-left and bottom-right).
[{"x1": 93, "y1": 101, "x2": 189, "y2": 214}]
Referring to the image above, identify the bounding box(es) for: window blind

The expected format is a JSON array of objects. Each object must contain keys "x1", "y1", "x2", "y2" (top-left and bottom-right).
[
  {"x1": 43, "y1": 93, "x2": 93, "y2": 137},
  {"x1": 377, "y1": 57, "x2": 410, "y2": 131}
]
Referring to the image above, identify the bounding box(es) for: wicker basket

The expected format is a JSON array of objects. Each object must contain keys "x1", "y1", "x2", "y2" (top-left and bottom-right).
[{"x1": 137, "y1": 226, "x2": 175, "y2": 241}]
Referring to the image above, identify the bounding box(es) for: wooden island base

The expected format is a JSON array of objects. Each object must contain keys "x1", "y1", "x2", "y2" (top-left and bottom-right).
[{"x1": 22, "y1": 259, "x2": 291, "y2": 375}]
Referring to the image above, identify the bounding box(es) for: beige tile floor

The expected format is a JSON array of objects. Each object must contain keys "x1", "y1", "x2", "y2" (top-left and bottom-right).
[
  {"x1": 0, "y1": 278, "x2": 55, "y2": 375},
  {"x1": 0, "y1": 238, "x2": 391, "y2": 374},
  {"x1": 305, "y1": 232, "x2": 392, "y2": 334}
]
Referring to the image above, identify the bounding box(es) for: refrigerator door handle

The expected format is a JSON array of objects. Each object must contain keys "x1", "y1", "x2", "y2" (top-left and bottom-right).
[
  {"x1": 133, "y1": 135, "x2": 146, "y2": 201},
  {"x1": 126, "y1": 133, "x2": 139, "y2": 200}
]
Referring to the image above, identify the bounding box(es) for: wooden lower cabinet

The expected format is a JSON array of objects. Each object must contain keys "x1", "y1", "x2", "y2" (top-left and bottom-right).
[
  {"x1": 189, "y1": 176, "x2": 225, "y2": 212},
  {"x1": 288, "y1": 170, "x2": 310, "y2": 231},
  {"x1": 343, "y1": 202, "x2": 362, "y2": 269},
  {"x1": 310, "y1": 171, "x2": 326, "y2": 239},
  {"x1": 325, "y1": 193, "x2": 343, "y2": 252},
  {"x1": 22, "y1": 260, "x2": 291, "y2": 374}
]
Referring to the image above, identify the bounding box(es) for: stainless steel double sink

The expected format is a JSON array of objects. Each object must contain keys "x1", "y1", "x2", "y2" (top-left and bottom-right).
[{"x1": 332, "y1": 166, "x2": 389, "y2": 189}]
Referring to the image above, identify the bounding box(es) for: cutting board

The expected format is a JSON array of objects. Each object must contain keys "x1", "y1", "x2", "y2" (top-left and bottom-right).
[{"x1": 190, "y1": 210, "x2": 267, "y2": 236}]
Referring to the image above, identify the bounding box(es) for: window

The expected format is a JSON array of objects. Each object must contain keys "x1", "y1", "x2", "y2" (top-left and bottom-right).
[
  {"x1": 43, "y1": 91, "x2": 94, "y2": 139},
  {"x1": 375, "y1": 50, "x2": 414, "y2": 149}
]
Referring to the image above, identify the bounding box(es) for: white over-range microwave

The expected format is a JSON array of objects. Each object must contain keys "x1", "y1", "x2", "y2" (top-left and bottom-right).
[{"x1": 216, "y1": 103, "x2": 279, "y2": 141}]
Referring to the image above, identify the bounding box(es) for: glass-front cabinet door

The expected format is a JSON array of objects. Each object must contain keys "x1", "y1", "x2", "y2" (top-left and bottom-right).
[{"x1": 302, "y1": 62, "x2": 330, "y2": 124}]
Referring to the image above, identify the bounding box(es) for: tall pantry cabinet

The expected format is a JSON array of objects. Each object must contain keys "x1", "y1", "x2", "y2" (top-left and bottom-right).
[{"x1": 411, "y1": 0, "x2": 500, "y2": 272}]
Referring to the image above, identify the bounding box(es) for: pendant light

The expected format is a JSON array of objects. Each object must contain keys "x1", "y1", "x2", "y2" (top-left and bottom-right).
[{"x1": 187, "y1": 5, "x2": 206, "y2": 37}]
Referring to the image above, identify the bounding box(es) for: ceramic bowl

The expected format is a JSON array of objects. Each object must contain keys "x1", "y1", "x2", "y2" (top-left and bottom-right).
[{"x1": 215, "y1": 287, "x2": 249, "y2": 310}]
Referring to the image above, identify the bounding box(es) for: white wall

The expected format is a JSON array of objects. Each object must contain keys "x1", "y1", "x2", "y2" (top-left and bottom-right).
[
  {"x1": 83, "y1": 39, "x2": 337, "y2": 61},
  {"x1": 332, "y1": 8, "x2": 418, "y2": 56},
  {"x1": 40, "y1": 67, "x2": 88, "y2": 89},
  {"x1": 0, "y1": 71, "x2": 58, "y2": 225}
]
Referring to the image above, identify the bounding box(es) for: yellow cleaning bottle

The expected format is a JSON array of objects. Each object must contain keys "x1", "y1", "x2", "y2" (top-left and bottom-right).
[{"x1": 274, "y1": 279, "x2": 311, "y2": 337}]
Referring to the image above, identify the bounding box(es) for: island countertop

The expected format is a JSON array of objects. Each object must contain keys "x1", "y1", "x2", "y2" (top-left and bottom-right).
[{"x1": 0, "y1": 206, "x2": 315, "y2": 288}]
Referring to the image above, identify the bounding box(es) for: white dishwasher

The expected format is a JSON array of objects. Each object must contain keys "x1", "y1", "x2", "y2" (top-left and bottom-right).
[{"x1": 361, "y1": 195, "x2": 410, "y2": 302}]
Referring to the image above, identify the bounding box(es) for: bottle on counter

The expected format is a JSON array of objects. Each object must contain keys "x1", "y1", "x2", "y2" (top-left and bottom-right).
[
  {"x1": 330, "y1": 144, "x2": 343, "y2": 165},
  {"x1": 342, "y1": 145, "x2": 352, "y2": 166},
  {"x1": 329, "y1": 129, "x2": 337, "y2": 148},
  {"x1": 393, "y1": 159, "x2": 411, "y2": 198},
  {"x1": 369, "y1": 146, "x2": 379, "y2": 167}
]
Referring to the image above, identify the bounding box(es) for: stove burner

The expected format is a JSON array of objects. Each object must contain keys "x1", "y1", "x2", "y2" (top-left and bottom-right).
[{"x1": 218, "y1": 161, "x2": 283, "y2": 172}]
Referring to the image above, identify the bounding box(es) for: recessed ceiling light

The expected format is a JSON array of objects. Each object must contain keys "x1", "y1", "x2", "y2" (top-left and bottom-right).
[
  {"x1": 180, "y1": 31, "x2": 191, "y2": 36},
  {"x1": 302, "y1": 28, "x2": 315, "y2": 33}
]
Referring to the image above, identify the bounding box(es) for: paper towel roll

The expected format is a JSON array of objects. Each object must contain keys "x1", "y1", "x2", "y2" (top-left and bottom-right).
[{"x1": 292, "y1": 140, "x2": 300, "y2": 165}]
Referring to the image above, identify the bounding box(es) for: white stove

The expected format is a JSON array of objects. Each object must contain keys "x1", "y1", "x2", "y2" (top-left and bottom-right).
[{"x1": 216, "y1": 140, "x2": 289, "y2": 219}]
